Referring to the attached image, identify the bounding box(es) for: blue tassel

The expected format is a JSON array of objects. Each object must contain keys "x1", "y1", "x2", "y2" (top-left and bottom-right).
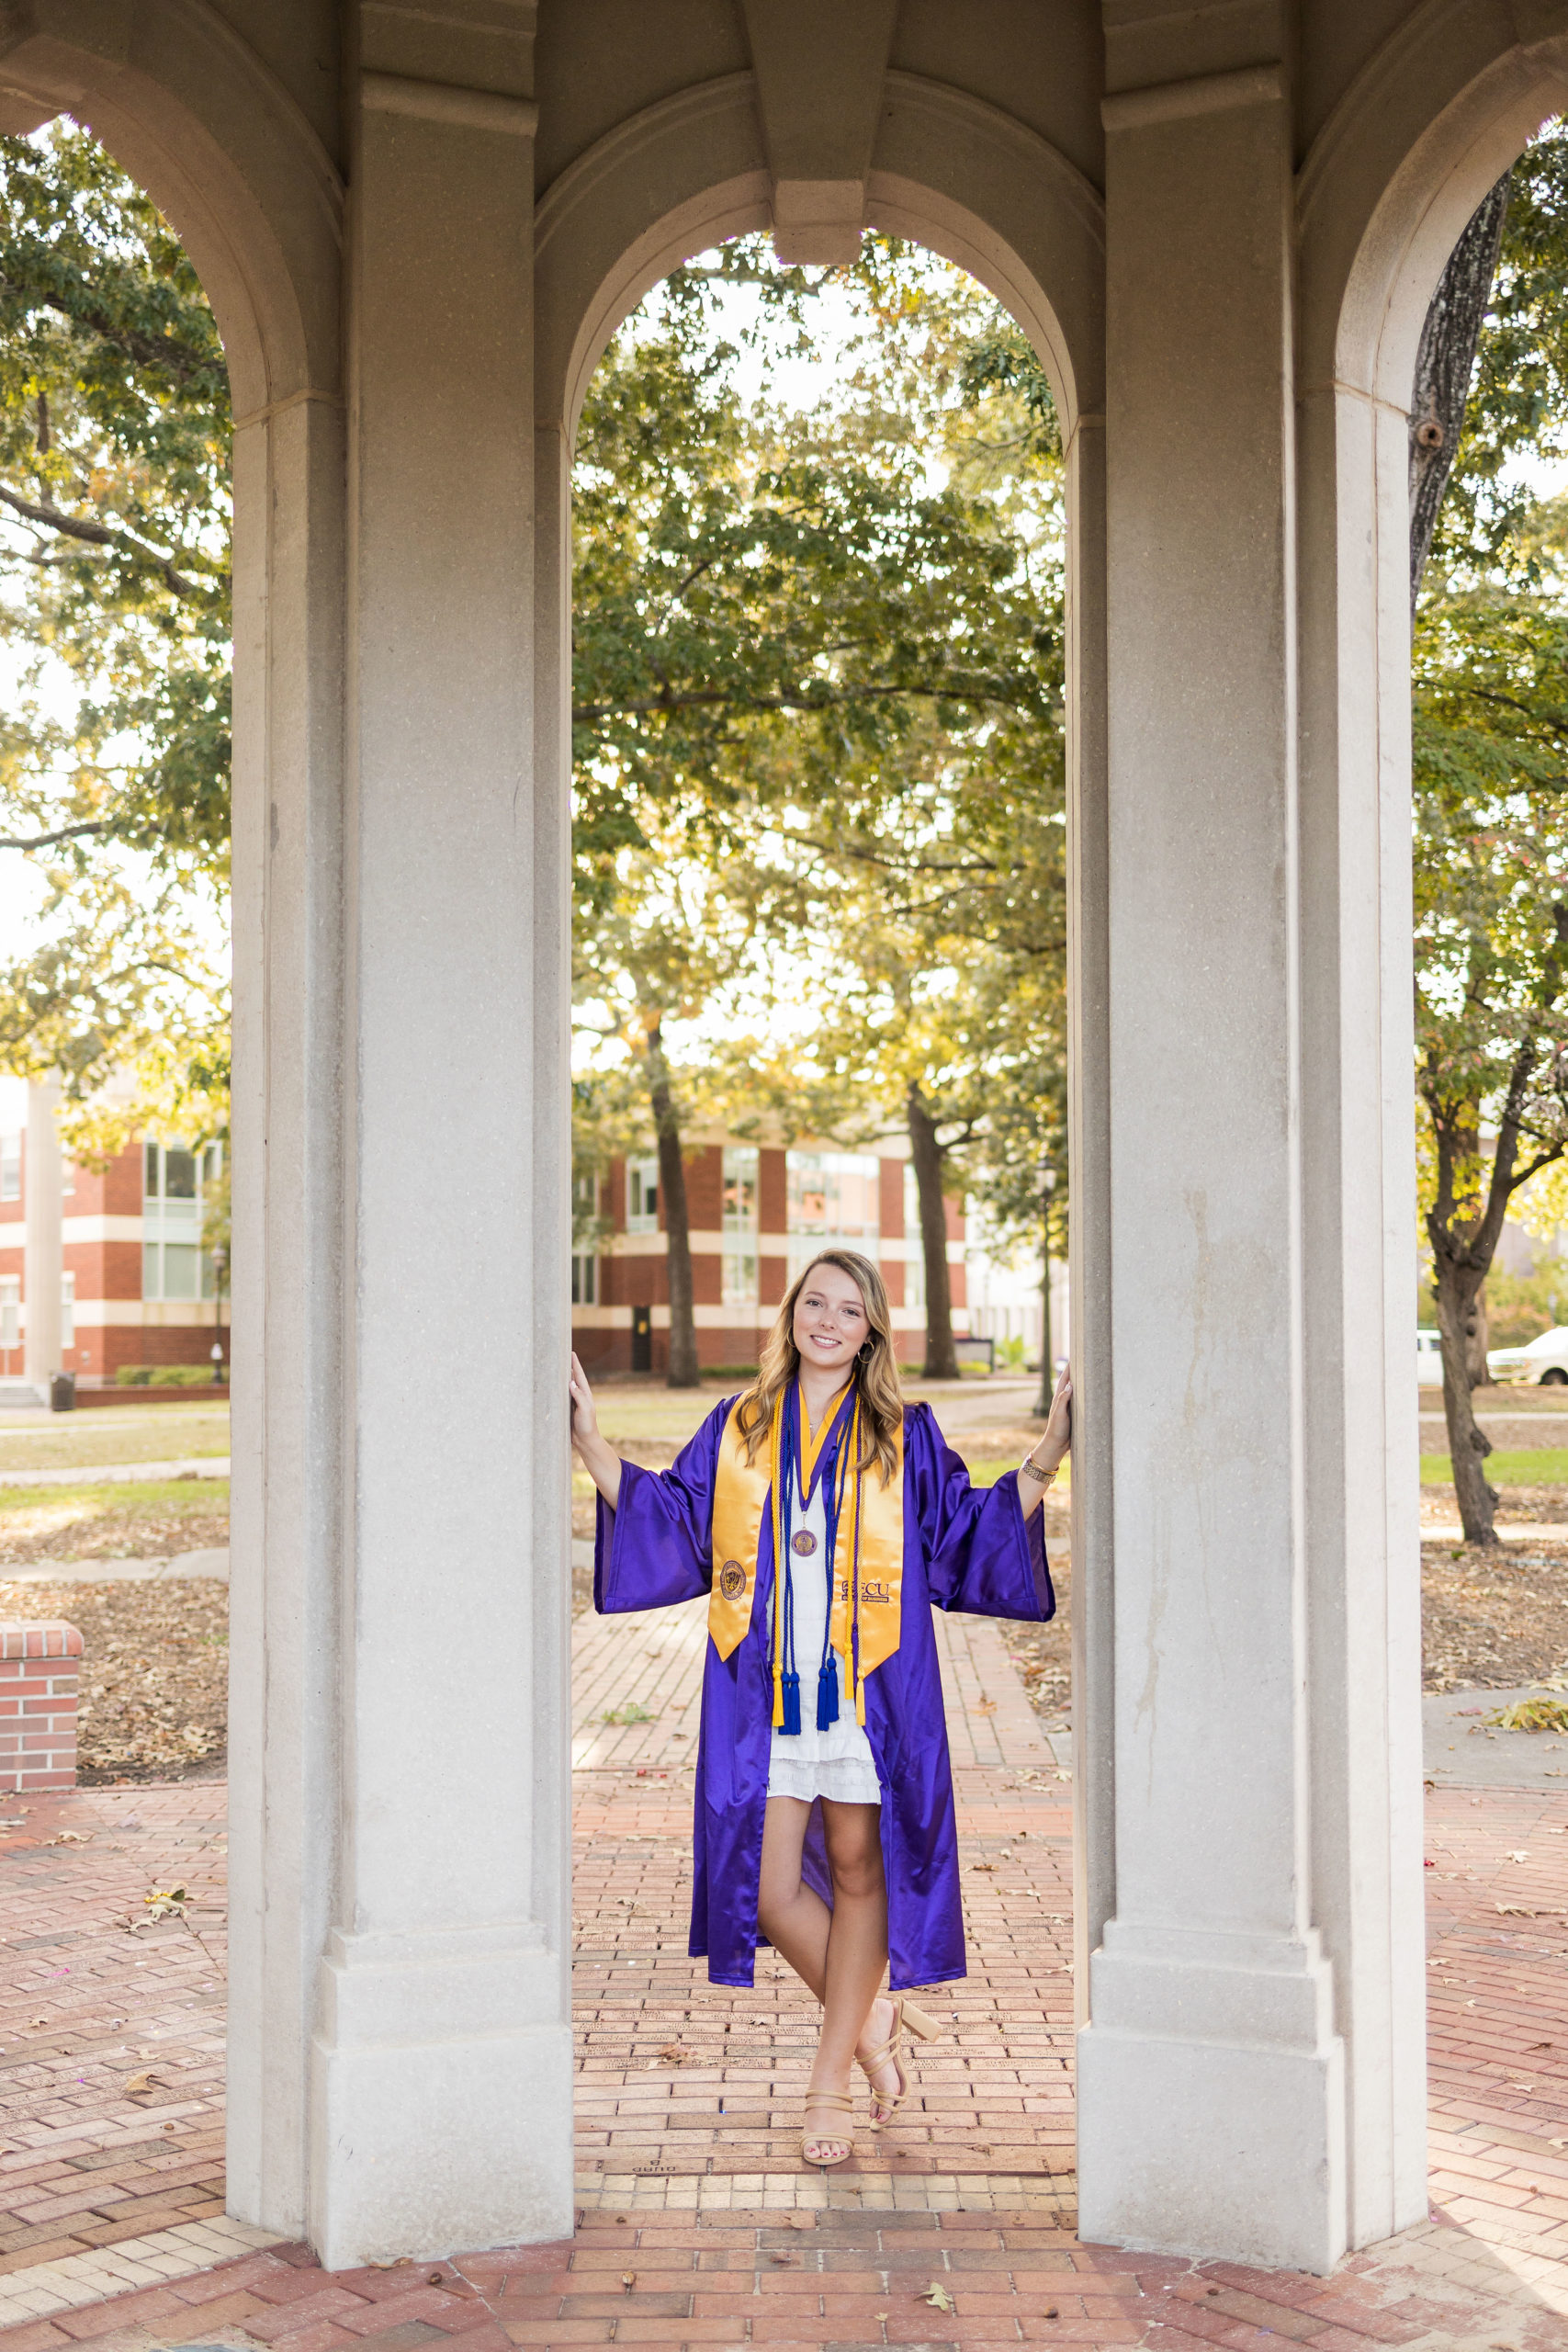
[
  {"x1": 816, "y1": 1658, "x2": 840, "y2": 1731},
  {"x1": 780, "y1": 1670, "x2": 802, "y2": 1736}
]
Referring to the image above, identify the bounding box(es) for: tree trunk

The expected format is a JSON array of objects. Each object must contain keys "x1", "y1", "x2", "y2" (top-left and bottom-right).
[
  {"x1": 644, "y1": 1021, "x2": 700, "y2": 1389},
  {"x1": 1434, "y1": 1254, "x2": 1497, "y2": 1544},
  {"x1": 908, "y1": 1083, "x2": 959, "y2": 1381},
  {"x1": 1409, "y1": 172, "x2": 1510, "y2": 612},
  {"x1": 1466, "y1": 1282, "x2": 1491, "y2": 1389}
]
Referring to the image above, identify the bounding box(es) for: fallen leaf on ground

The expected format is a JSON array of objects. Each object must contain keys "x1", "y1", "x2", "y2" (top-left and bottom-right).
[
  {"x1": 125, "y1": 2071, "x2": 157, "y2": 2095},
  {"x1": 656, "y1": 2042, "x2": 692, "y2": 2064},
  {"x1": 923, "y1": 2284, "x2": 955, "y2": 2311}
]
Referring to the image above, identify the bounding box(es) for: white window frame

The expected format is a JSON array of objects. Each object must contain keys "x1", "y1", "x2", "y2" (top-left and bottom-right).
[
  {"x1": 0, "y1": 1276, "x2": 17, "y2": 1353},
  {"x1": 571, "y1": 1167, "x2": 602, "y2": 1306},
  {"x1": 143, "y1": 1138, "x2": 222, "y2": 1302},
  {"x1": 60, "y1": 1272, "x2": 74, "y2": 1348},
  {"x1": 0, "y1": 1133, "x2": 18, "y2": 1203},
  {"x1": 626, "y1": 1156, "x2": 660, "y2": 1236}
]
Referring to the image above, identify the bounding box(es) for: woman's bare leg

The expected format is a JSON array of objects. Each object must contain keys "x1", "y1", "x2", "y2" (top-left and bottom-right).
[
  {"x1": 758, "y1": 1797, "x2": 902, "y2": 2162},
  {"x1": 813, "y1": 1800, "x2": 903, "y2": 2127},
  {"x1": 758, "y1": 1797, "x2": 831, "y2": 1992}
]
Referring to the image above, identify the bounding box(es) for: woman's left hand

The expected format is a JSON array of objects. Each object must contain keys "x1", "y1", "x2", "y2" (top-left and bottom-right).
[{"x1": 1037, "y1": 1363, "x2": 1072, "y2": 1472}]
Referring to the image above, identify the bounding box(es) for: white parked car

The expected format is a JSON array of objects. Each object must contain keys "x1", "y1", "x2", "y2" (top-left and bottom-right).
[
  {"x1": 1417, "y1": 1329, "x2": 1445, "y2": 1387},
  {"x1": 1486, "y1": 1326, "x2": 1568, "y2": 1385}
]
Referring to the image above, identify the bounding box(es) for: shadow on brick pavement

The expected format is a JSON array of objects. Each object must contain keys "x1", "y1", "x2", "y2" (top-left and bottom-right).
[{"x1": 0, "y1": 1603, "x2": 1562, "y2": 2348}]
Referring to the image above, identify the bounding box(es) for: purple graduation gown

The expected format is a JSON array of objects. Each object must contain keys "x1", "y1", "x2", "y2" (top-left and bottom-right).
[{"x1": 593, "y1": 1397, "x2": 1054, "y2": 1989}]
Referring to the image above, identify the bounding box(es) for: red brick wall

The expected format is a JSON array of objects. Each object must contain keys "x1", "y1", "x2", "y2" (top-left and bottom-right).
[
  {"x1": 758, "y1": 1149, "x2": 786, "y2": 1238},
  {"x1": 102, "y1": 1141, "x2": 141, "y2": 1214},
  {"x1": 569, "y1": 1323, "x2": 763, "y2": 1377},
  {"x1": 0, "y1": 1623, "x2": 80, "y2": 1792},
  {"x1": 880, "y1": 1158, "x2": 905, "y2": 1238},
  {"x1": 102, "y1": 1326, "x2": 229, "y2": 1376},
  {"x1": 684, "y1": 1145, "x2": 722, "y2": 1230}
]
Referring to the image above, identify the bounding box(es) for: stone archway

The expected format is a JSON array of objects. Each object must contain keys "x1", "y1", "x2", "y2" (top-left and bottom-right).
[
  {"x1": 9, "y1": 0, "x2": 1568, "y2": 2284},
  {"x1": 0, "y1": 0, "x2": 345, "y2": 2253},
  {"x1": 530, "y1": 51, "x2": 1113, "y2": 2028},
  {"x1": 1287, "y1": 9, "x2": 1568, "y2": 2249}
]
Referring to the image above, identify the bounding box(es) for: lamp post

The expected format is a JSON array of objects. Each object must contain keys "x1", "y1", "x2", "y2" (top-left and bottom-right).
[
  {"x1": 210, "y1": 1243, "x2": 228, "y2": 1385},
  {"x1": 1034, "y1": 1163, "x2": 1057, "y2": 1418}
]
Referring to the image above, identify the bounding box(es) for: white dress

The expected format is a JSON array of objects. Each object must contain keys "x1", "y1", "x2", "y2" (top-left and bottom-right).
[{"x1": 765, "y1": 1454, "x2": 883, "y2": 1805}]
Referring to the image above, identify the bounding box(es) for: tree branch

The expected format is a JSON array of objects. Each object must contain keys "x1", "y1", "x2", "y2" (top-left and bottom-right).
[
  {"x1": 0, "y1": 819, "x2": 107, "y2": 851},
  {"x1": 0, "y1": 483, "x2": 215, "y2": 601}
]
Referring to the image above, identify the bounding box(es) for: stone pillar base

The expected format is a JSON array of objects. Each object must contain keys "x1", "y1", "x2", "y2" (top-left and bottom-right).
[
  {"x1": 305, "y1": 1929, "x2": 573, "y2": 2269},
  {"x1": 1077, "y1": 1928, "x2": 1346, "y2": 2274}
]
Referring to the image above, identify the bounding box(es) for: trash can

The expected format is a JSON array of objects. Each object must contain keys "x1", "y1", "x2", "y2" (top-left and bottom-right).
[{"x1": 49, "y1": 1372, "x2": 75, "y2": 1413}]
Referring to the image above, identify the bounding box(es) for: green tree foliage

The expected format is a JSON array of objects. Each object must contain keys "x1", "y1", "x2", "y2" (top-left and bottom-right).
[
  {"x1": 571, "y1": 240, "x2": 1066, "y2": 1384},
  {"x1": 1432, "y1": 128, "x2": 1568, "y2": 582},
  {"x1": 1413, "y1": 542, "x2": 1568, "y2": 1537},
  {"x1": 0, "y1": 122, "x2": 230, "y2": 864},
  {"x1": 0, "y1": 122, "x2": 231, "y2": 1154},
  {"x1": 1406, "y1": 119, "x2": 1568, "y2": 1540}
]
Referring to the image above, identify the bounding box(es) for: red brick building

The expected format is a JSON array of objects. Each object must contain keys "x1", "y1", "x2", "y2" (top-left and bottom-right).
[
  {"x1": 0, "y1": 1080, "x2": 227, "y2": 1392},
  {"x1": 570, "y1": 1136, "x2": 965, "y2": 1375}
]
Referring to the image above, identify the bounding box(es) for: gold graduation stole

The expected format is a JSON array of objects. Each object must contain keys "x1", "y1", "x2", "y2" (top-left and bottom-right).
[{"x1": 707, "y1": 1384, "x2": 904, "y2": 1723}]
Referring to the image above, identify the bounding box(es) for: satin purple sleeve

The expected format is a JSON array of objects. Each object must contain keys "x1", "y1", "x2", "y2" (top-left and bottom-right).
[
  {"x1": 904, "y1": 1402, "x2": 1055, "y2": 1623},
  {"x1": 593, "y1": 1396, "x2": 735, "y2": 1614}
]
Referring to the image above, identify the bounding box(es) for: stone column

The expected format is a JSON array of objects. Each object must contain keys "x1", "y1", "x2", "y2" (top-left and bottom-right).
[
  {"x1": 1074, "y1": 49, "x2": 1422, "y2": 2271},
  {"x1": 299, "y1": 26, "x2": 571, "y2": 2268},
  {"x1": 22, "y1": 1078, "x2": 62, "y2": 1401}
]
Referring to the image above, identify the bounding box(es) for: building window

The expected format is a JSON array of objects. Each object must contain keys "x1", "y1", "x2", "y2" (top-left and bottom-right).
[
  {"x1": 722, "y1": 1145, "x2": 759, "y2": 1307},
  {"x1": 571, "y1": 1169, "x2": 602, "y2": 1306},
  {"x1": 786, "y1": 1149, "x2": 880, "y2": 1277},
  {"x1": 143, "y1": 1138, "x2": 222, "y2": 1302},
  {"x1": 0, "y1": 1277, "x2": 17, "y2": 1353},
  {"x1": 0, "y1": 1134, "x2": 17, "y2": 1202},
  {"x1": 903, "y1": 1165, "x2": 926, "y2": 1308},
  {"x1": 626, "y1": 1157, "x2": 660, "y2": 1235},
  {"x1": 61, "y1": 1272, "x2": 73, "y2": 1348}
]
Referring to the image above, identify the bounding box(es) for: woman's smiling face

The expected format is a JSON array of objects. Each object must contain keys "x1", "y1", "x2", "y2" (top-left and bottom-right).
[{"x1": 793, "y1": 1261, "x2": 869, "y2": 1376}]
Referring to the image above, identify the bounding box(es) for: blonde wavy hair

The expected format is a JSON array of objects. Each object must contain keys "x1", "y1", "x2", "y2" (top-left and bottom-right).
[{"x1": 736, "y1": 1250, "x2": 904, "y2": 1485}]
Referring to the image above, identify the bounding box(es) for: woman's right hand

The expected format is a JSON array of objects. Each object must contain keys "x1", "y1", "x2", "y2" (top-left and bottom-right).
[
  {"x1": 569, "y1": 1351, "x2": 622, "y2": 1510},
  {"x1": 569, "y1": 1351, "x2": 599, "y2": 1449}
]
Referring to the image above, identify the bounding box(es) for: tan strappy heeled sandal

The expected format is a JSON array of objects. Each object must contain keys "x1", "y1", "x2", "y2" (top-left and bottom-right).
[
  {"x1": 859, "y1": 1996, "x2": 940, "y2": 2130},
  {"x1": 801, "y1": 2087, "x2": 856, "y2": 2169}
]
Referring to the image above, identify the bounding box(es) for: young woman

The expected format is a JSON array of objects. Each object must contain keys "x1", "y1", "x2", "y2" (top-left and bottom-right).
[{"x1": 570, "y1": 1249, "x2": 1072, "y2": 2169}]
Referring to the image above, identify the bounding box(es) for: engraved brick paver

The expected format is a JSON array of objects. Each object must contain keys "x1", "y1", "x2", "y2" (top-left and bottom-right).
[{"x1": 0, "y1": 1596, "x2": 1562, "y2": 2347}]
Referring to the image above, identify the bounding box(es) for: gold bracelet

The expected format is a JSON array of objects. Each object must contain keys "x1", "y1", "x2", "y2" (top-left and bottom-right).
[{"x1": 1020, "y1": 1454, "x2": 1057, "y2": 1485}]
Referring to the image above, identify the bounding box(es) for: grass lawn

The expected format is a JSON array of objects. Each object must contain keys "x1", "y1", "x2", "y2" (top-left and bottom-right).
[
  {"x1": 0, "y1": 1476, "x2": 230, "y2": 1566},
  {"x1": 1421, "y1": 1449, "x2": 1568, "y2": 1485},
  {"x1": 0, "y1": 1403, "x2": 230, "y2": 1475}
]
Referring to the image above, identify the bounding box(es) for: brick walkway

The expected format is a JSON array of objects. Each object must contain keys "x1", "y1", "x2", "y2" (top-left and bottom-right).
[{"x1": 0, "y1": 1603, "x2": 1564, "y2": 2349}]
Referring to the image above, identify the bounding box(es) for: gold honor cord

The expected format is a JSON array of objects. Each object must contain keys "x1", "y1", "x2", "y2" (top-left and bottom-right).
[{"x1": 708, "y1": 1389, "x2": 906, "y2": 1714}]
